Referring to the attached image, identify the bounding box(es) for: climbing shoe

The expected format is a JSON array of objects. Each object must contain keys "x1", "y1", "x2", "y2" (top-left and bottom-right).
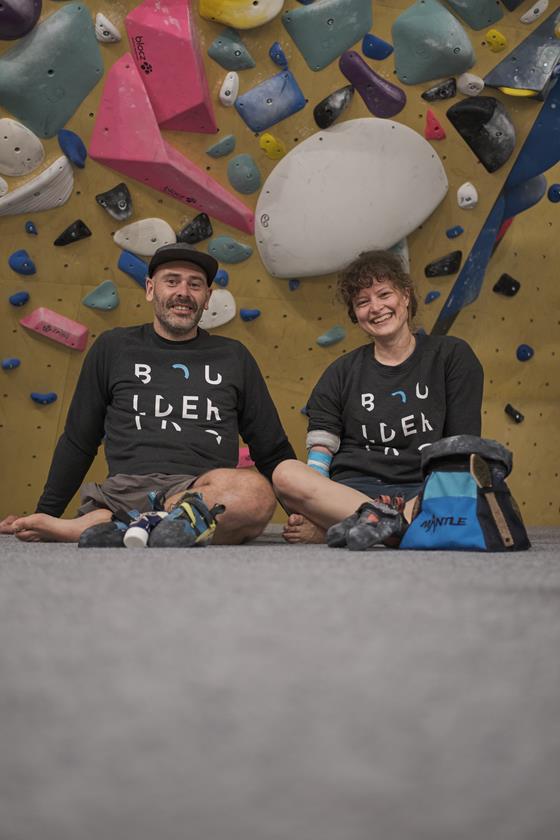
[
  {"x1": 78, "y1": 518, "x2": 128, "y2": 548},
  {"x1": 148, "y1": 492, "x2": 225, "y2": 548},
  {"x1": 326, "y1": 495, "x2": 405, "y2": 548}
]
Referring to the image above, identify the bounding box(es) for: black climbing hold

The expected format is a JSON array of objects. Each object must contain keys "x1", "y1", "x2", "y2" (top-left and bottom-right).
[
  {"x1": 424, "y1": 250, "x2": 462, "y2": 278},
  {"x1": 504, "y1": 403, "x2": 524, "y2": 424},
  {"x1": 313, "y1": 84, "x2": 354, "y2": 129},
  {"x1": 421, "y1": 78, "x2": 457, "y2": 102},
  {"x1": 95, "y1": 182, "x2": 133, "y2": 221},
  {"x1": 177, "y1": 213, "x2": 213, "y2": 244},
  {"x1": 54, "y1": 219, "x2": 92, "y2": 246},
  {"x1": 493, "y1": 273, "x2": 520, "y2": 297},
  {"x1": 446, "y1": 97, "x2": 516, "y2": 173}
]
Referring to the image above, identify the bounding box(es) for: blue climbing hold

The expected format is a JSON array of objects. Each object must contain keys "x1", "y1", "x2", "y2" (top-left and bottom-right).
[
  {"x1": 118, "y1": 250, "x2": 148, "y2": 287},
  {"x1": 8, "y1": 249, "x2": 36, "y2": 275},
  {"x1": 58, "y1": 129, "x2": 87, "y2": 168},
  {"x1": 227, "y1": 153, "x2": 261, "y2": 195},
  {"x1": 516, "y1": 344, "x2": 534, "y2": 362},
  {"x1": 206, "y1": 134, "x2": 236, "y2": 158},
  {"x1": 446, "y1": 225, "x2": 464, "y2": 239},
  {"x1": 316, "y1": 325, "x2": 346, "y2": 346},
  {"x1": 30, "y1": 391, "x2": 57, "y2": 405},
  {"x1": 240, "y1": 308, "x2": 261, "y2": 321},
  {"x1": 362, "y1": 33, "x2": 394, "y2": 60},
  {"x1": 25, "y1": 220, "x2": 38, "y2": 235},
  {"x1": 208, "y1": 236, "x2": 252, "y2": 264},
  {"x1": 424, "y1": 290, "x2": 441, "y2": 304},
  {"x1": 235, "y1": 70, "x2": 306, "y2": 133},
  {"x1": 288, "y1": 278, "x2": 300, "y2": 291},
  {"x1": 269, "y1": 41, "x2": 288, "y2": 68},
  {"x1": 548, "y1": 184, "x2": 560, "y2": 203},
  {"x1": 2, "y1": 357, "x2": 20, "y2": 370},
  {"x1": 214, "y1": 269, "x2": 229, "y2": 287},
  {"x1": 9, "y1": 291, "x2": 30, "y2": 306}
]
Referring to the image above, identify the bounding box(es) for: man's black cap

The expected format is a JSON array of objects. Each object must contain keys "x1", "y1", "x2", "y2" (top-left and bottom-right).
[{"x1": 148, "y1": 243, "x2": 219, "y2": 285}]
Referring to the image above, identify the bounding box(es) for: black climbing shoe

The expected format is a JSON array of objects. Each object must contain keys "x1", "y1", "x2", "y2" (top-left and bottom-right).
[
  {"x1": 327, "y1": 497, "x2": 407, "y2": 550},
  {"x1": 148, "y1": 493, "x2": 225, "y2": 548}
]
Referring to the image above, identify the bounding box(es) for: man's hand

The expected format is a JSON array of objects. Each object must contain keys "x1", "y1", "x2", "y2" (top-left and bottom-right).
[{"x1": 0, "y1": 515, "x2": 21, "y2": 534}]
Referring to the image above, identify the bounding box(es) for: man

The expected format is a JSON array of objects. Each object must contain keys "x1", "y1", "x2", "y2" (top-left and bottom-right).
[{"x1": 0, "y1": 243, "x2": 295, "y2": 544}]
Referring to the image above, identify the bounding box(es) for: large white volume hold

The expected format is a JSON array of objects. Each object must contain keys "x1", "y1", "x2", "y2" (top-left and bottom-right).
[
  {"x1": 113, "y1": 219, "x2": 176, "y2": 256},
  {"x1": 0, "y1": 118, "x2": 45, "y2": 177},
  {"x1": 0, "y1": 156, "x2": 73, "y2": 216},
  {"x1": 199, "y1": 289, "x2": 236, "y2": 329},
  {"x1": 219, "y1": 72, "x2": 239, "y2": 107}
]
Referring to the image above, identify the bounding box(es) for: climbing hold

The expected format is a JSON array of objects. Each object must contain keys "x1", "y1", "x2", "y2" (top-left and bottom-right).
[
  {"x1": 20, "y1": 307, "x2": 89, "y2": 351},
  {"x1": 0, "y1": 156, "x2": 73, "y2": 217},
  {"x1": 446, "y1": 0, "x2": 503, "y2": 31},
  {"x1": 118, "y1": 250, "x2": 148, "y2": 287},
  {"x1": 493, "y1": 273, "x2": 520, "y2": 296},
  {"x1": 208, "y1": 28, "x2": 256, "y2": 70},
  {"x1": 548, "y1": 184, "x2": 560, "y2": 202},
  {"x1": 8, "y1": 249, "x2": 36, "y2": 275},
  {"x1": 177, "y1": 213, "x2": 213, "y2": 245},
  {"x1": 207, "y1": 135, "x2": 236, "y2": 158},
  {"x1": 520, "y1": 1, "x2": 548, "y2": 24},
  {"x1": 392, "y1": 0, "x2": 475, "y2": 85},
  {"x1": 390, "y1": 238, "x2": 410, "y2": 272},
  {"x1": 258, "y1": 133, "x2": 286, "y2": 160},
  {"x1": 316, "y1": 325, "x2": 346, "y2": 346},
  {"x1": 457, "y1": 181, "x2": 479, "y2": 209},
  {"x1": 208, "y1": 236, "x2": 252, "y2": 263},
  {"x1": 516, "y1": 344, "x2": 534, "y2": 362},
  {"x1": 125, "y1": 0, "x2": 217, "y2": 134},
  {"x1": 446, "y1": 225, "x2": 464, "y2": 239},
  {"x1": 0, "y1": 118, "x2": 44, "y2": 177},
  {"x1": 219, "y1": 71, "x2": 239, "y2": 106},
  {"x1": 288, "y1": 278, "x2": 300, "y2": 290},
  {"x1": 362, "y1": 33, "x2": 393, "y2": 60},
  {"x1": 282, "y1": 0, "x2": 372, "y2": 71},
  {"x1": 82, "y1": 280, "x2": 120, "y2": 310},
  {"x1": 94, "y1": 12, "x2": 121, "y2": 42},
  {"x1": 1, "y1": 358, "x2": 20, "y2": 370},
  {"x1": 57, "y1": 129, "x2": 87, "y2": 169},
  {"x1": 425, "y1": 251, "x2": 462, "y2": 277},
  {"x1": 113, "y1": 218, "x2": 176, "y2": 256},
  {"x1": 0, "y1": 176, "x2": 6, "y2": 197},
  {"x1": 214, "y1": 269, "x2": 229, "y2": 287},
  {"x1": 199, "y1": 288, "x2": 236, "y2": 329},
  {"x1": 504, "y1": 403, "x2": 524, "y2": 424},
  {"x1": 30, "y1": 392, "x2": 57, "y2": 405},
  {"x1": 25, "y1": 220, "x2": 38, "y2": 235},
  {"x1": 240, "y1": 308, "x2": 261, "y2": 321},
  {"x1": 237, "y1": 446, "x2": 255, "y2": 469},
  {"x1": 421, "y1": 78, "x2": 457, "y2": 102},
  {"x1": 485, "y1": 28, "x2": 507, "y2": 52},
  {"x1": 447, "y1": 97, "x2": 516, "y2": 173},
  {"x1": 9, "y1": 291, "x2": 30, "y2": 307},
  {"x1": 95, "y1": 183, "x2": 133, "y2": 221},
  {"x1": 339, "y1": 51, "x2": 406, "y2": 118},
  {"x1": 503, "y1": 173, "x2": 547, "y2": 219},
  {"x1": 0, "y1": 0, "x2": 41, "y2": 40},
  {"x1": 54, "y1": 219, "x2": 92, "y2": 247},
  {"x1": 313, "y1": 84, "x2": 354, "y2": 129},
  {"x1": 424, "y1": 290, "x2": 441, "y2": 304},
  {"x1": 235, "y1": 70, "x2": 306, "y2": 132},
  {"x1": 227, "y1": 154, "x2": 261, "y2": 195},
  {"x1": 269, "y1": 41, "x2": 288, "y2": 69},
  {"x1": 457, "y1": 73, "x2": 484, "y2": 96},
  {"x1": 199, "y1": 0, "x2": 284, "y2": 29},
  {"x1": 0, "y1": 4, "x2": 103, "y2": 139},
  {"x1": 425, "y1": 109, "x2": 446, "y2": 140}
]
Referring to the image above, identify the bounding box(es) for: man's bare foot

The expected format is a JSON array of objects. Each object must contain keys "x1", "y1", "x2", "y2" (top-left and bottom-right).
[
  {"x1": 282, "y1": 513, "x2": 326, "y2": 544},
  {"x1": 11, "y1": 510, "x2": 112, "y2": 543},
  {"x1": 0, "y1": 514, "x2": 20, "y2": 534}
]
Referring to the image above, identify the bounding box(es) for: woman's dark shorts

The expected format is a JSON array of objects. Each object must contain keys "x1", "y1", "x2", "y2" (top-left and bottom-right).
[{"x1": 334, "y1": 476, "x2": 422, "y2": 502}]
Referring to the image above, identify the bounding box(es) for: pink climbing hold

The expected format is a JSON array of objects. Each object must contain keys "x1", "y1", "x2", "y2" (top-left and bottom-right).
[
  {"x1": 425, "y1": 108, "x2": 446, "y2": 140},
  {"x1": 125, "y1": 0, "x2": 216, "y2": 134},
  {"x1": 89, "y1": 55, "x2": 254, "y2": 235},
  {"x1": 237, "y1": 446, "x2": 255, "y2": 469},
  {"x1": 20, "y1": 307, "x2": 89, "y2": 351}
]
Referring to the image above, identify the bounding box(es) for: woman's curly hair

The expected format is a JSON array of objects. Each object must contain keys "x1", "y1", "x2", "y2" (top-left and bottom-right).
[{"x1": 337, "y1": 250, "x2": 418, "y2": 324}]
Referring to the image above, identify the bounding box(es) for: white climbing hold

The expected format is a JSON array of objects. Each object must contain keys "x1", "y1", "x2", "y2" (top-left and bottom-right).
[
  {"x1": 199, "y1": 289, "x2": 236, "y2": 329},
  {"x1": 457, "y1": 73, "x2": 484, "y2": 96},
  {"x1": 219, "y1": 72, "x2": 239, "y2": 107},
  {"x1": 520, "y1": 1, "x2": 549, "y2": 24},
  {"x1": 0, "y1": 156, "x2": 73, "y2": 216},
  {"x1": 113, "y1": 218, "x2": 176, "y2": 256},
  {"x1": 457, "y1": 181, "x2": 479, "y2": 209},
  {"x1": 95, "y1": 12, "x2": 121, "y2": 43},
  {"x1": 0, "y1": 177, "x2": 7, "y2": 197},
  {"x1": 0, "y1": 118, "x2": 45, "y2": 177}
]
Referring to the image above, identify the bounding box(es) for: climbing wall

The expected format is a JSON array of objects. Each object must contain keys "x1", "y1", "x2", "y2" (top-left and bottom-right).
[{"x1": 1, "y1": 0, "x2": 559, "y2": 525}]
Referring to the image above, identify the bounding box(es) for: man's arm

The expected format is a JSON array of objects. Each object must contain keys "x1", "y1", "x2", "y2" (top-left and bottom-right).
[{"x1": 443, "y1": 339, "x2": 484, "y2": 437}]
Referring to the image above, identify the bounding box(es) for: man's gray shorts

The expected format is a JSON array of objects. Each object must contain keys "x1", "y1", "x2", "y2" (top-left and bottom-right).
[{"x1": 77, "y1": 473, "x2": 198, "y2": 517}]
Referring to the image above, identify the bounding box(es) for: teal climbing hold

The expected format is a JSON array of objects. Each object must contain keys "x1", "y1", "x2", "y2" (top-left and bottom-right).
[
  {"x1": 2, "y1": 358, "x2": 21, "y2": 370},
  {"x1": 208, "y1": 28, "x2": 255, "y2": 71},
  {"x1": 392, "y1": 0, "x2": 474, "y2": 85},
  {"x1": 58, "y1": 129, "x2": 87, "y2": 168},
  {"x1": 30, "y1": 391, "x2": 57, "y2": 405},
  {"x1": 9, "y1": 249, "x2": 36, "y2": 275},
  {"x1": 208, "y1": 236, "x2": 252, "y2": 263},
  {"x1": 282, "y1": 0, "x2": 372, "y2": 71},
  {"x1": 445, "y1": 0, "x2": 503, "y2": 31},
  {"x1": 316, "y1": 325, "x2": 346, "y2": 346},
  {"x1": 0, "y1": 3, "x2": 104, "y2": 139},
  {"x1": 118, "y1": 250, "x2": 148, "y2": 287},
  {"x1": 362, "y1": 33, "x2": 393, "y2": 60},
  {"x1": 206, "y1": 134, "x2": 236, "y2": 158},
  {"x1": 227, "y1": 154, "x2": 261, "y2": 195},
  {"x1": 82, "y1": 280, "x2": 119, "y2": 310},
  {"x1": 240, "y1": 308, "x2": 261, "y2": 321}
]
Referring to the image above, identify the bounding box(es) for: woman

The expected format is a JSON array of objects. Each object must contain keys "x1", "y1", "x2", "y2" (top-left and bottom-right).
[{"x1": 272, "y1": 250, "x2": 484, "y2": 547}]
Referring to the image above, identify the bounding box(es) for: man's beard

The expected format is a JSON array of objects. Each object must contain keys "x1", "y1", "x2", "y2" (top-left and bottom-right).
[{"x1": 155, "y1": 295, "x2": 203, "y2": 335}]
